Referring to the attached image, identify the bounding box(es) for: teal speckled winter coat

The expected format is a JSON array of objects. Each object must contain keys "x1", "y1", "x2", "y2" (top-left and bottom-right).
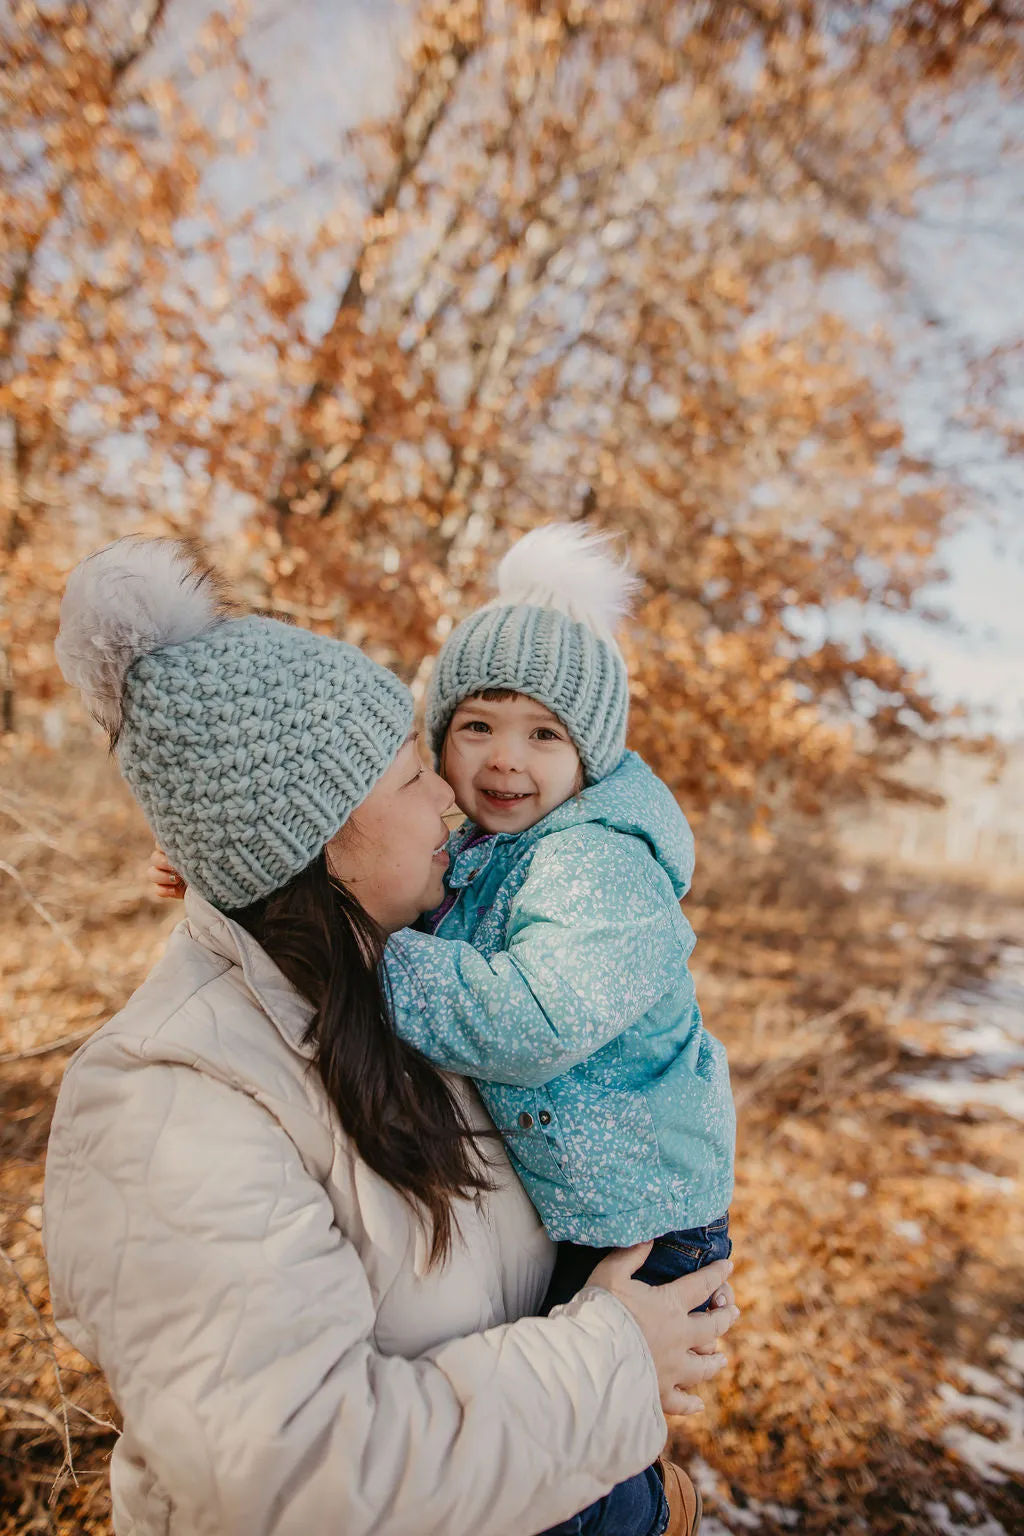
[{"x1": 384, "y1": 751, "x2": 735, "y2": 1245}]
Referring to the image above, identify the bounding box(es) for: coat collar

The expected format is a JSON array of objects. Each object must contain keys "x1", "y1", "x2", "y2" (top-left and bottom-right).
[{"x1": 183, "y1": 888, "x2": 317, "y2": 1056}]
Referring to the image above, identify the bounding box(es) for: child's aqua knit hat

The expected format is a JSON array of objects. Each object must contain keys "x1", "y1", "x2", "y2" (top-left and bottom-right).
[
  {"x1": 55, "y1": 538, "x2": 413, "y2": 910},
  {"x1": 426, "y1": 524, "x2": 640, "y2": 783}
]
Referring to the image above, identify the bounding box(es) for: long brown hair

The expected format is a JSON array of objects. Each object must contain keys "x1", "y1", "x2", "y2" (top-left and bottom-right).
[{"x1": 229, "y1": 851, "x2": 492, "y2": 1264}]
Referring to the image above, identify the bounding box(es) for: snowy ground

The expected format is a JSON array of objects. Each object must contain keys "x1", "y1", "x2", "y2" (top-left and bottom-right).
[
  {"x1": 691, "y1": 929, "x2": 1024, "y2": 1534},
  {"x1": 903, "y1": 944, "x2": 1024, "y2": 1510},
  {"x1": 899, "y1": 946, "x2": 1024, "y2": 1125}
]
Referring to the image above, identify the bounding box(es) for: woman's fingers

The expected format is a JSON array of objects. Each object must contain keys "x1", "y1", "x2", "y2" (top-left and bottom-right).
[
  {"x1": 588, "y1": 1241, "x2": 653, "y2": 1291},
  {"x1": 686, "y1": 1301, "x2": 740, "y2": 1349},
  {"x1": 666, "y1": 1331, "x2": 729, "y2": 1414},
  {"x1": 675, "y1": 1258, "x2": 733, "y2": 1314},
  {"x1": 662, "y1": 1341, "x2": 728, "y2": 1412},
  {"x1": 686, "y1": 1347, "x2": 728, "y2": 1381},
  {"x1": 588, "y1": 1249, "x2": 739, "y2": 1414}
]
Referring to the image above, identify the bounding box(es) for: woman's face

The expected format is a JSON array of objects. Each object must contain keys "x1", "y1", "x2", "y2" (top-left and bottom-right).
[{"x1": 326, "y1": 736, "x2": 455, "y2": 933}]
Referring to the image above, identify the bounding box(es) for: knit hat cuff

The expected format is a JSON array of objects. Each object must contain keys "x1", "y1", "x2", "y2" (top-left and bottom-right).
[{"x1": 425, "y1": 602, "x2": 629, "y2": 783}]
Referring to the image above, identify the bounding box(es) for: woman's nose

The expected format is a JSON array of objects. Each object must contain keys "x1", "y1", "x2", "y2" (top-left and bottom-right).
[{"x1": 431, "y1": 768, "x2": 455, "y2": 810}]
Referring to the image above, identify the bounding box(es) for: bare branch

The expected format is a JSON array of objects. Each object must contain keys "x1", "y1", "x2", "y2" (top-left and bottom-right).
[
  {"x1": 0, "y1": 861, "x2": 123, "y2": 1002},
  {"x1": 0, "y1": 1243, "x2": 77, "y2": 1494},
  {"x1": 269, "y1": 3, "x2": 484, "y2": 526},
  {"x1": 0, "y1": 1025, "x2": 101, "y2": 1065}
]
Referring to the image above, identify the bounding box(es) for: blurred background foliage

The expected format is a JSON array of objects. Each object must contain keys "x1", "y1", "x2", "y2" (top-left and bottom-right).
[{"x1": 3, "y1": 0, "x2": 1021, "y2": 814}]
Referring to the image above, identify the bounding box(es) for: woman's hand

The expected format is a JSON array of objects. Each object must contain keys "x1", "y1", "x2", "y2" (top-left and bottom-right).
[
  {"x1": 588, "y1": 1247, "x2": 739, "y2": 1416},
  {"x1": 149, "y1": 847, "x2": 187, "y2": 900}
]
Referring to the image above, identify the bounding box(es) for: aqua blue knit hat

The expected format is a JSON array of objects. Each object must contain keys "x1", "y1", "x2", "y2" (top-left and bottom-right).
[
  {"x1": 426, "y1": 524, "x2": 640, "y2": 783},
  {"x1": 55, "y1": 539, "x2": 413, "y2": 910}
]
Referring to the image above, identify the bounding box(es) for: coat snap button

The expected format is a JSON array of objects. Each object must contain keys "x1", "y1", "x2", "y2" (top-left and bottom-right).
[
  {"x1": 538, "y1": 1110, "x2": 552, "y2": 1126},
  {"x1": 517, "y1": 1111, "x2": 534, "y2": 1130}
]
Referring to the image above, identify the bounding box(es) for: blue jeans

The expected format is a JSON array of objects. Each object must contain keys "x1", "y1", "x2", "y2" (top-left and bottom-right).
[
  {"x1": 537, "y1": 1463, "x2": 668, "y2": 1536},
  {"x1": 537, "y1": 1214, "x2": 732, "y2": 1536},
  {"x1": 543, "y1": 1213, "x2": 732, "y2": 1313}
]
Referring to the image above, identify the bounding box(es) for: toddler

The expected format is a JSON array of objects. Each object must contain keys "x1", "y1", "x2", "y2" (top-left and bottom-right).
[{"x1": 384, "y1": 524, "x2": 735, "y2": 1309}]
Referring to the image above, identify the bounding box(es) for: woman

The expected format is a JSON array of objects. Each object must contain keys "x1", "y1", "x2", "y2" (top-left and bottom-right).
[{"x1": 45, "y1": 537, "x2": 738, "y2": 1536}]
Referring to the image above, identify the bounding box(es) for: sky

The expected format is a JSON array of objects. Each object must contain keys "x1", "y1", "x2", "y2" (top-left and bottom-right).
[
  {"x1": 163, "y1": 0, "x2": 1024, "y2": 738},
  {"x1": 887, "y1": 88, "x2": 1024, "y2": 738}
]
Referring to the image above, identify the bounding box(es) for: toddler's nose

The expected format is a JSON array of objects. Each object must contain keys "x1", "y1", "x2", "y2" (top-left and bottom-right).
[{"x1": 486, "y1": 740, "x2": 523, "y2": 773}]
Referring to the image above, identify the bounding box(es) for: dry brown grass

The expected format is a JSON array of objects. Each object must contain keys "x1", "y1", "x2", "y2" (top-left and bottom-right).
[
  {"x1": 1, "y1": 736, "x2": 1022, "y2": 1533},
  {"x1": 0, "y1": 734, "x2": 177, "y2": 1534},
  {"x1": 674, "y1": 833, "x2": 1024, "y2": 1533}
]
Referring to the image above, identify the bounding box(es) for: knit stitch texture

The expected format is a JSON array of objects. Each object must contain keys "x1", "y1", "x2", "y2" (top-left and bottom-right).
[
  {"x1": 425, "y1": 603, "x2": 629, "y2": 782},
  {"x1": 118, "y1": 615, "x2": 413, "y2": 909}
]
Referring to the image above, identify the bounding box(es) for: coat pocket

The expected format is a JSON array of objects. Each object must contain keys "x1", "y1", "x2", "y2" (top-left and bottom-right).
[
  {"x1": 481, "y1": 1085, "x2": 576, "y2": 1191},
  {"x1": 551, "y1": 1070, "x2": 662, "y2": 1215}
]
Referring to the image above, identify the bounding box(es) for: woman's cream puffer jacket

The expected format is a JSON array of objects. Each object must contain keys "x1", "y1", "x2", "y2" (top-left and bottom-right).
[{"x1": 43, "y1": 892, "x2": 665, "y2": 1536}]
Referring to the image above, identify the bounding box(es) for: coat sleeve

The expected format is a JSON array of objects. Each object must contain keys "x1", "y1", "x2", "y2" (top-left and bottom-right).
[
  {"x1": 43, "y1": 1046, "x2": 665, "y2": 1536},
  {"x1": 385, "y1": 827, "x2": 692, "y2": 1087}
]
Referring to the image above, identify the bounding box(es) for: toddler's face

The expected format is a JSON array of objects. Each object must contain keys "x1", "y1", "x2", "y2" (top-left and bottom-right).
[{"x1": 442, "y1": 692, "x2": 583, "y2": 834}]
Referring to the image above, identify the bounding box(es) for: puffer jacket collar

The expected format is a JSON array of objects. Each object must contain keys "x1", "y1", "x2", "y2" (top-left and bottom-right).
[{"x1": 183, "y1": 888, "x2": 317, "y2": 1056}]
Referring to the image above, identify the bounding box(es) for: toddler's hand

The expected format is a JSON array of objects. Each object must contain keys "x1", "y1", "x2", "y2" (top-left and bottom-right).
[{"x1": 149, "y1": 847, "x2": 187, "y2": 900}]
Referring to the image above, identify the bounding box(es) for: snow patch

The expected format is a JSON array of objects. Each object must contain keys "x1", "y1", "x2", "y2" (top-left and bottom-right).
[
  {"x1": 989, "y1": 1336, "x2": 1024, "y2": 1382},
  {"x1": 936, "y1": 1343, "x2": 1024, "y2": 1484},
  {"x1": 901, "y1": 1078, "x2": 1024, "y2": 1120},
  {"x1": 688, "y1": 1458, "x2": 800, "y2": 1530},
  {"x1": 925, "y1": 1496, "x2": 1008, "y2": 1536},
  {"x1": 932, "y1": 1163, "x2": 1017, "y2": 1195},
  {"x1": 896, "y1": 941, "x2": 1024, "y2": 1121}
]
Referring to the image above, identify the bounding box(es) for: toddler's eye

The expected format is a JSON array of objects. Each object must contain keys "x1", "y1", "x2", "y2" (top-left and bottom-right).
[
  {"x1": 461, "y1": 720, "x2": 491, "y2": 734},
  {"x1": 534, "y1": 728, "x2": 562, "y2": 742}
]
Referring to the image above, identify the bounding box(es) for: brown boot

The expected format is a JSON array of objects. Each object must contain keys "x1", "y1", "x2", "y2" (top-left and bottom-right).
[{"x1": 657, "y1": 1459, "x2": 702, "y2": 1536}]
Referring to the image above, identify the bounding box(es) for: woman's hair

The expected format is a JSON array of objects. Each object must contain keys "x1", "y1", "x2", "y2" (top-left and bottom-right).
[{"x1": 229, "y1": 852, "x2": 493, "y2": 1265}]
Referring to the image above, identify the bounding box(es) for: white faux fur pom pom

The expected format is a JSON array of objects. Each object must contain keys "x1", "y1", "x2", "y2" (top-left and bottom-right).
[
  {"x1": 55, "y1": 537, "x2": 225, "y2": 740},
  {"x1": 495, "y1": 523, "x2": 641, "y2": 641}
]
